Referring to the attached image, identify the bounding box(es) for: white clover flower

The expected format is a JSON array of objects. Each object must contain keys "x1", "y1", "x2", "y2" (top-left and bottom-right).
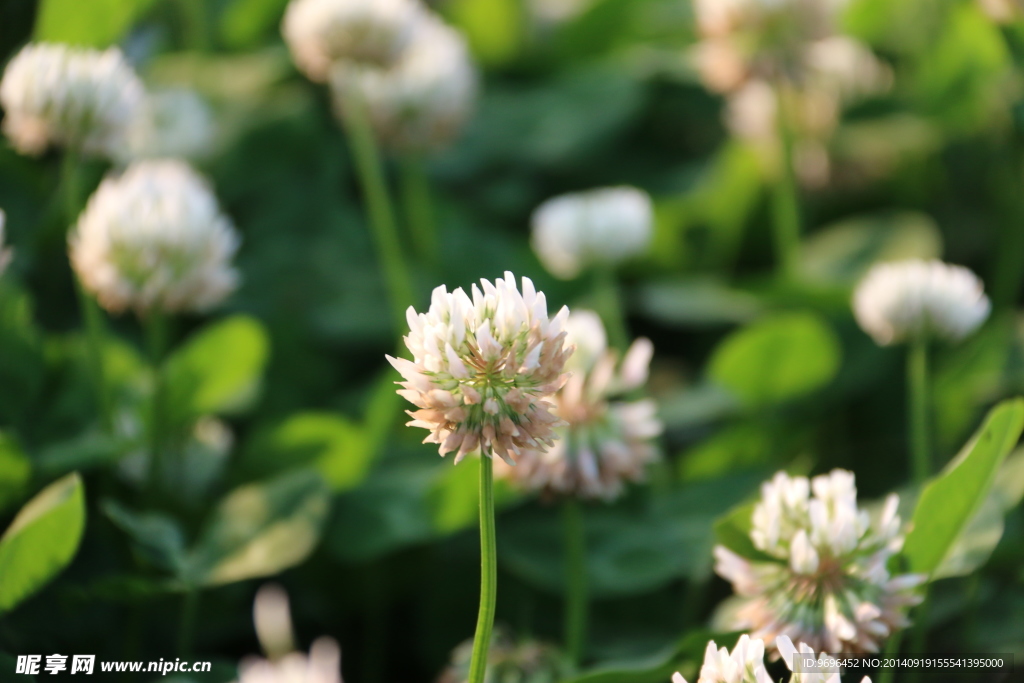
[
  {"x1": 69, "y1": 160, "x2": 239, "y2": 315},
  {"x1": 330, "y1": 14, "x2": 477, "y2": 153},
  {"x1": 804, "y1": 37, "x2": 892, "y2": 102},
  {"x1": 235, "y1": 638, "x2": 342, "y2": 683},
  {"x1": 852, "y1": 260, "x2": 991, "y2": 346},
  {"x1": 714, "y1": 470, "x2": 926, "y2": 656},
  {"x1": 494, "y1": 310, "x2": 661, "y2": 501},
  {"x1": 671, "y1": 635, "x2": 773, "y2": 683},
  {"x1": 119, "y1": 88, "x2": 216, "y2": 162},
  {"x1": 0, "y1": 43, "x2": 143, "y2": 157},
  {"x1": 387, "y1": 272, "x2": 572, "y2": 465},
  {"x1": 282, "y1": 0, "x2": 424, "y2": 82},
  {"x1": 531, "y1": 187, "x2": 653, "y2": 280},
  {"x1": 0, "y1": 209, "x2": 11, "y2": 277}
]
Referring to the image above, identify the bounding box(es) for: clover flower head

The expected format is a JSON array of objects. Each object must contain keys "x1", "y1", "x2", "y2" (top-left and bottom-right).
[
  {"x1": 282, "y1": 0, "x2": 424, "y2": 82},
  {"x1": 235, "y1": 638, "x2": 342, "y2": 683},
  {"x1": 120, "y1": 88, "x2": 216, "y2": 162},
  {"x1": 531, "y1": 187, "x2": 653, "y2": 280},
  {"x1": 387, "y1": 272, "x2": 573, "y2": 465},
  {"x1": 671, "y1": 635, "x2": 772, "y2": 683},
  {"x1": 69, "y1": 160, "x2": 239, "y2": 315},
  {"x1": 0, "y1": 43, "x2": 143, "y2": 157},
  {"x1": 0, "y1": 209, "x2": 11, "y2": 277},
  {"x1": 495, "y1": 310, "x2": 661, "y2": 500},
  {"x1": 330, "y1": 13, "x2": 477, "y2": 153},
  {"x1": 714, "y1": 470, "x2": 925, "y2": 656},
  {"x1": 437, "y1": 628, "x2": 568, "y2": 683},
  {"x1": 853, "y1": 259, "x2": 991, "y2": 346}
]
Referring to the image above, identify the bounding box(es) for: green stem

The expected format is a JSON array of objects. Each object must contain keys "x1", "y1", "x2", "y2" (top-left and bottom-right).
[
  {"x1": 908, "y1": 338, "x2": 931, "y2": 485},
  {"x1": 340, "y1": 96, "x2": 416, "y2": 332},
  {"x1": 907, "y1": 586, "x2": 931, "y2": 683},
  {"x1": 770, "y1": 83, "x2": 802, "y2": 279},
  {"x1": 467, "y1": 456, "x2": 498, "y2": 683},
  {"x1": 877, "y1": 631, "x2": 902, "y2": 683},
  {"x1": 400, "y1": 154, "x2": 438, "y2": 269},
  {"x1": 146, "y1": 311, "x2": 170, "y2": 493},
  {"x1": 177, "y1": 589, "x2": 199, "y2": 658},
  {"x1": 593, "y1": 267, "x2": 629, "y2": 351},
  {"x1": 63, "y1": 152, "x2": 112, "y2": 432},
  {"x1": 563, "y1": 498, "x2": 588, "y2": 667}
]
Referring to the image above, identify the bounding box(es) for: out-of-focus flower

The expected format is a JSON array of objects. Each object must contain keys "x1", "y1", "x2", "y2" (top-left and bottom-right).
[
  {"x1": 978, "y1": 0, "x2": 1024, "y2": 23},
  {"x1": 254, "y1": 584, "x2": 297, "y2": 661},
  {"x1": 714, "y1": 470, "x2": 925, "y2": 656},
  {"x1": 531, "y1": 187, "x2": 653, "y2": 280},
  {"x1": 670, "y1": 634, "x2": 772, "y2": 683},
  {"x1": 235, "y1": 638, "x2": 342, "y2": 683},
  {"x1": 495, "y1": 310, "x2": 661, "y2": 501},
  {"x1": 0, "y1": 209, "x2": 11, "y2": 276},
  {"x1": 69, "y1": 160, "x2": 239, "y2": 315},
  {"x1": 331, "y1": 14, "x2": 477, "y2": 153},
  {"x1": 282, "y1": 0, "x2": 424, "y2": 82},
  {"x1": 0, "y1": 43, "x2": 143, "y2": 157},
  {"x1": 437, "y1": 628, "x2": 568, "y2": 683},
  {"x1": 852, "y1": 260, "x2": 991, "y2": 346},
  {"x1": 776, "y1": 636, "x2": 843, "y2": 683},
  {"x1": 119, "y1": 88, "x2": 216, "y2": 162},
  {"x1": 388, "y1": 272, "x2": 572, "y2": 465}
]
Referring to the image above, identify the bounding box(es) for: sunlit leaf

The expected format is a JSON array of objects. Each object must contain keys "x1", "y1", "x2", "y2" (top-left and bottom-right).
[
  {"x1": 0, "y1": 434, "x2": 30, "y2": 514},
  {"x1": 102, "y1": 500, "x2": 187, "y2": 577},
  {"x1": 35, "y1": 0, "x2": 156, "y2": 47},
  {"x1": 0, "y1": 473, "x2": 86, "y2": 614}
]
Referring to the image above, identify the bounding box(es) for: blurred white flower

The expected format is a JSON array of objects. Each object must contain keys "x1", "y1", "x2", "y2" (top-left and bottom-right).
[
  {"x1": 495, "y1": 310, "x2": 661, "y2": 501},
  {"x1": 852, "y1": 260, "x2": 991, "y2": 345},
  {"x1": 978, "y1": 0, "x2": 1024, "y2": 23},
  {"x1": 531, "y1": 187, "x2": 653, "y2": 280},
  {"x1": 671, "y1": 634, "x2": 772, "y2": 683},
  {"x1": 331, "y1": 14, "x2": 477, "y2": 153},
  {"x1": 120, "y1": 88, "x2": 216, "y2": 162},
  {"x1": 282, "y1": 0, "x2": 424, "y2": 82},
  {"x1": 714, "y1": 470, "x2": 926, "y2": 656},
  {"x1": 804, "y1": 37, "x2": 892, "y2": 102},
  {"x1": 254, "y1": 584, "x2": 297, "y2": 661},
  {"x1": 437, "y1": 628, "x2": 568, "y2": 683},
  {"x1": 235, "y1": 638, "x2": 342, "y2": 683},
  {"x1": 69, "y1": 160, "x2": 239, "y2": 315},
  {"x1": 0, "y1": 209, "x2": 11, "y2": 277},
  {"x1": 0, "y1": 43, "x2": 143, "y2": 157},
  {"x1": 777, "y1": 636, "x2": 842, "y2": 683},
  {"x1": 387, "y1": 272, "x2": 572, "y2": 465}
]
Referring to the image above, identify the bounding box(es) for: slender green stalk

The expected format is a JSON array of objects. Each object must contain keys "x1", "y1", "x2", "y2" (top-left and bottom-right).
[
  {"x1": 400, "y1": 154, "x2": 438, "y2": 269},
  {"x1": 563, "y1": 498, "x2": 588, "y2": 666},
  {"x1": 593, "y1": 267, "x2": 629, "y2": 352},
  {"x1": 877, "y1": 631, "x2": 902, "y2": 683},
  {"x1": 177, "y1": 589, "x2": 199, "y2": 658},
  {"x1": 771, "y1": 83, "x2": 802, "y2": 279},
  {"x1": 467, "y1": 456, "x2": 498, "y2": 683},
  {"x1": 146, "y1": 311, "x2": 170, "y2": 493},
  {"x1": 339, "y1": 96, "x2": 416, "y2": 332},
  {"x1": 907, "y1": 587, "x2": 931, "y2": 683},
  {"x1": 907, "y1": 338, "x2": 931, "y2": 484},
  {"x1": 178, "y1": 0, "x2": 211, "y2": 51},
  {"x1": 62, "y1": 152, "x2": 112, "y2": 432}
]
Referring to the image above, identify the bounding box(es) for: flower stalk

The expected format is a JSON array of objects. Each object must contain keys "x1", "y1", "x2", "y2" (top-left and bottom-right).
[
  {"x1": 339, "y1": 92, "x2": 415, "y2": 332},
  {"x1": 146, "y1": 310, "x2": 171, "y2": 493},
  {"x1": 770, "y1": 83, "x2": 801, "y2": 279},
  {"x1": 467, "y1": 455, "x2": 498, "y2": 683},
  {"x1": 563, "y1": 497, "x2": 588, "y2": 666},
  {"x1": 593, "y1": 267, "x2": 629, "y2": 353},
  {"x1": 400, "y1": 154, "x2": 437, "y2": 269},
  {"x1": 907, "y1": 337, "x2": 930, "y2": 484}
]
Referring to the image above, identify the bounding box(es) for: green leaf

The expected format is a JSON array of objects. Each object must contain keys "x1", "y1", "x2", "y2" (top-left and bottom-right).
[
  {"x1": 164, "y1": 316, "x2": 270, "y2": 421},
  {"x1": 0, "y1": 473, "x2": 86, "y2": 614},
  {"x1": 35, "y1": 0, "x2": 157, "y2": 47},
  {"x1": 708, "y1": 313, "x2": 841, "y2": 408},
  {"x1": 102, "y1": 500, "x2": 187, "y2": 577},
  {"x1": 903, "y1": 398, "x2": 1024, "y2": 576},
  {"x1": 220, "y1": 0, "x2": 288, "y2": 49},
  {"x1": 0, "y1": 434, "x2": 30, "y2": 513},
  {"x1": 800, "y1": 212, "x2": 942, "y2": 285},
  {"x1": 186, "y1": 469, "x2": 330, "y2": 586},
  {"x1": 637, "y1": 279, "x2": 764, "y2": 327},
  {"x1": 932, "y1": 448, "x2": 1024, "y2": 579},
  {"x1": 240, "y1": 412, "x2": 374, "y2": 491},
  {"x1": 444, "y1": 0, "x2": 524, "y2": 66}
]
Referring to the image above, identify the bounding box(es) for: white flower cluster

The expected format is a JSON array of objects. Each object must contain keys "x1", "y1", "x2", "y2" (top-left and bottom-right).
[
  {"x1": 283, "y1": 0, "x2": 477, "y2": 152},
  {"x1": 437, "y1": 628, "x2": 567, "y2": 683},
  {"x1": 70, "y1": 160, "x2": 239, "y2": 315},
  {"x1": 387, "y1": 272, "x2": 572, "y2": 465},
  {"x1": 853, "y1": 260, "x2": 991, "y2": 346},
  {"x1": 495, "y1": 310, "x2": 661, "y2": 500},
  {"x1": 531, "y1": 187, "x2": 653, "y2": 280},
  {"x1": 235, "y1": 638, "x2": 342, "y2": 683},
  {"x1": 673, "y1": 634, "x2": 871, "y2": 683},
  {"x1": 0, "y1": 43, "x2": 144, "y2": 157},
  {"x1": 714, "y1": 470, "x2": 925, "y2": 656}
]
